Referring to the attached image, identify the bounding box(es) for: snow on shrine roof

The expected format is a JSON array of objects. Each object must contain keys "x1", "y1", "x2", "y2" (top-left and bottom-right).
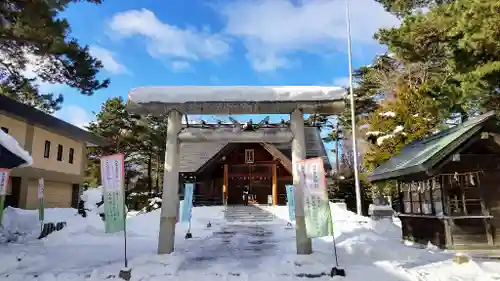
[{"x1": 127, "y1": 86, "x2": 345, "y2": 115}]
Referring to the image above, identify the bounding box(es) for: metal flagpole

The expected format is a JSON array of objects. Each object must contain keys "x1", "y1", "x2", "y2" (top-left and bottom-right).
[{"x1": 344, "y1": 0, "x2": 363, "y2": 215}]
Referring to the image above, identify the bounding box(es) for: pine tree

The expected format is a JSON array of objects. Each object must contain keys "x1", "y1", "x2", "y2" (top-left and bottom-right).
[
  {"x1": 85, "y1": 97, "x2": 141, "y2": 185},
  {"x1": 0, "y1": 0, "x2": 109, "y2": 112},
  {"x1": 375, "y1": 0, "x2": 500, "y2": 115},
  {"x1": 375, "y1": 0, "x2": 455, "y2": 17}
]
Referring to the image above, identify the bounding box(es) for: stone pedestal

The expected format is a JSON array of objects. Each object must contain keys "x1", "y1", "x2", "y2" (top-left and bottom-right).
[{"x1": 368, "y1": 204, "x2": 394, "y2": 220}]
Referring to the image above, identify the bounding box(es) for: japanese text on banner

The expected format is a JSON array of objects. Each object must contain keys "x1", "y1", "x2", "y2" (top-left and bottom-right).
[
  {"x1": 38, "y1": 178, "x2": 45, "y2": 222},
  {"x1": 0, "y1": 169, "x2": 9, "y2": 196},
  {"x1": 301, "y1": 158, "x2": 333, "y2": 238},
  {"x1": 181, "y1": 183, "x2": 194, "y2": 222},
  {"x1": 100, "y1": 154, "x2": 126, "y2": 234},
  {"x1": 285, "y1": 184, "x2": 296, "y2": 222},
  {"x1": 38, "y1": 178, "x2": 44, "y2": 199}
]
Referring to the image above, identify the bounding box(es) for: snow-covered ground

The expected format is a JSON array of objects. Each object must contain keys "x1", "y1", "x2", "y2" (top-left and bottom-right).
[{"x1": 0, "y1": 192, "x2": 499, "y2": 281}]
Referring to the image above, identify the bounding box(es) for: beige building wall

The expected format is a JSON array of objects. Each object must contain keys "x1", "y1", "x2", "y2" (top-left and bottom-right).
[
  {"x1": 31, "y1": 127, "x2": 85, "y2": 175},
  {"x1": 0, "y1": 115, "x2": 28, "y2": 148},
  {"x1": 25, "y1": 180, "x2": 72, "y2": 209},
  {"x1": 1, "y1": 112, "x2": 89, "y2": 209}
]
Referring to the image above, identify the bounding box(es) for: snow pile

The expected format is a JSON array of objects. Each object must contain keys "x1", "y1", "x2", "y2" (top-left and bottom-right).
[
  {"x1": 81, "y1": 187, "x2": 103, "y2": 212},
  {"x1": 1, "y1": 200, "x2": 500, "y2": 281},
  {"x1": 261, "y1": 202, "x2": 370, "y2": 226},
  {"x1": 127, "y1": 204, "x2": 224, "y2": 238},
  {"x1": 0, "y1": 188, "x2": 106, "y2": 243},
  {"x1": 0, "y1": 207, "x2": 81, "y2": 243},
  {"x1": 376, "y1": 134, "x2": 394, "y2": 145},
  {"x1": 366, "y1": 130, "x2": 382, "y2": 136},
  {"x1": 379, "y1": 111, "x2": 396, "y2": 117},
  {"x1": 43, "y1": 200, "x2": 224, "y2": 242},
  {"x1": 393, "y1": 125, "x2": 404, "y2": 133},
  {"x1": 0, "y1": 129, "x2": 33, "y2": 167},
  {"x1": 128, "y1": 85, "x2": 346, "y2": 103},
  {"x1": 140, "y1": 196, "x2": 162, "y2": 212},
  {"x1": 374, "y1": 125, "x2": 408, "y2": 146}
]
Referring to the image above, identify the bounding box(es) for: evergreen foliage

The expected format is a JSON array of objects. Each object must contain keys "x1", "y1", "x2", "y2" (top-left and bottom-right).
[
  {"x1": 0, "y1": 0, "x2": 108, "y2": 112},
  {"x1": 324, "y1": 0, "x2": 500, "y2": 198}
]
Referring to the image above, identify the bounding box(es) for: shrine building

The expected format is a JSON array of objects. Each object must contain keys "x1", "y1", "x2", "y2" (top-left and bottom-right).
[{"x1": 178, "y1": 125, "x2": 332, "y2": 206}]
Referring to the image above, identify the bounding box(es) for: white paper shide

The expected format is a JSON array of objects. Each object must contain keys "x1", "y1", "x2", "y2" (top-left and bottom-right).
[
  {"x1": 37, "y1": 178, "x2": 44, "y2": 199},
  {"x1": 0, "y1": 170, "x2": 9, "y2": 196}
]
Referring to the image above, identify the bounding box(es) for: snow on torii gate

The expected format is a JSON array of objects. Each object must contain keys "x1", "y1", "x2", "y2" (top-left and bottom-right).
[{"x1": 126, "y1": 86, "x2": 345, "y2": 255}]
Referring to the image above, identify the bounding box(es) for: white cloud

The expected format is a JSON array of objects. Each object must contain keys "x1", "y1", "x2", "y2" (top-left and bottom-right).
[
  {"x1": 53, "y1": 105, "x2": 94, "y2": 129},
  {"x1": 89, "y1": 45, "x2": 129, "y2": 75},
  {"x1": 333, "y1": 76, "x2": 350, "y2": 87},
  {"x1": 108, "y1": 9, "x2": 230, "y2": 67},
  {"x1": 171, "y1": 61, "x2": 192, "y2": 72},
  {"x1": 216, "y1": 0, "x2": 399, "y2": 71}
]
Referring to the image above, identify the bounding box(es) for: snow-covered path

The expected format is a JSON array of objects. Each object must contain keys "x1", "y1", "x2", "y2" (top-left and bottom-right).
[
  {"x1": 2, "y1": 202, "x2": 500, "y2": 281},
  {"x1": 178, "y1": 225, "x2": 280, "y2": 272}
]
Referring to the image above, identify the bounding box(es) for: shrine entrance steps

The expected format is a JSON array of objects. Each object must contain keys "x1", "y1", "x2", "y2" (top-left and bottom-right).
[{"x1": 224, "y1": 205, "x2": 277, "y2": 224}]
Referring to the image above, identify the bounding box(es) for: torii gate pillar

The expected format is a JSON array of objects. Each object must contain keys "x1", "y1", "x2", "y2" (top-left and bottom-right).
[
  {"x1": 158, "y1": 110, "x2": 182, "y2": 255},
  {"x1": 290, "y1": 108, "x2": 313, "y2": 254}
]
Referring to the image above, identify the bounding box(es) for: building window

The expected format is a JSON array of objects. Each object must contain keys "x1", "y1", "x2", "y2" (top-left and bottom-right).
[
  {"x1": 57, "y1": 144, "x2": 63, "y2": 161},
  {"x1": 245, "y1": 149, "x2": 254, "y2": 164},
  {"x1": 44, "y1": 141, "x2": 51, "y2": 158},
  {"x1": 1, "y1": 127, "x2": 8, "y2": 134},
  {"x1": 68, "y1": 148, "x2": 74, "y2": 164}
]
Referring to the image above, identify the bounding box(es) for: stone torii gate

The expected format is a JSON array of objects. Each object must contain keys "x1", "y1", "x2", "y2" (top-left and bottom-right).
[{"x1": 126, "y1": 86, "x2": 345, "y2": 255}]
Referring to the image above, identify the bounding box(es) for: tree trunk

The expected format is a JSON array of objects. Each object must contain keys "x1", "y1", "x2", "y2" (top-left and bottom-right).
[
  {"x1": 335, "y1": 122, "x2": 341, "y2": 174},
  {"x1": 155, "y1": 153, "x2": 160, "y2": 194},
  {"x1": 147, "y1": 153, "x2": 153, "y2": 195}
]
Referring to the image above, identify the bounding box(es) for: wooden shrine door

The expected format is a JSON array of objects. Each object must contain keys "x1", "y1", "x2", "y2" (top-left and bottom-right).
[{"x1": 228, "y1": 164, "x2": 273, "y2": 205}]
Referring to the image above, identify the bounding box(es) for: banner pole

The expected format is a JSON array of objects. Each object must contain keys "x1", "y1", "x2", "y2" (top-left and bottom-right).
[
  {"x1": 123, "y1": 192, "x2": 128, "y2": 268},
  {"x1": 38, "y1": 178, "x2": 44, "y2": 234},
  {"x1": 185, "y1": 199, "x2": 193, "y2": 239},
  {"x1": 0, "y1": 170, "x2": 11, "y2": 228},
  {"x1": 0, "y1": 195, "x2": 5, "y2": 227}
]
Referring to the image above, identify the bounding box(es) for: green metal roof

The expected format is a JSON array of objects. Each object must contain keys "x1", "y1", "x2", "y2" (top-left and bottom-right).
[{"x1": 368, "y1": 111, "x2": 496, "y2": 182}]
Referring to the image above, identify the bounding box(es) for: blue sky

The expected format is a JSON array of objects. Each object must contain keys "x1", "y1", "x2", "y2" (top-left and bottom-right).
[{"x1": 44, "y1": 0, "x2": 399, "y2": 164}]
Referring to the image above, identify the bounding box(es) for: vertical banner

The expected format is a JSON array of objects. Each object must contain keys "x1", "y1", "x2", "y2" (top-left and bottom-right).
[
  {"x1": 285, "y1": 184, "x2": 296, "y2": 222},
  {"x1": 181, "y1": 183, "x2": 194, "y2": 222},
  {"x1": 37, "y1": 178, "x2": 44, "y2": 222},
  {"x1": 300, "y1": 158, "x2": 333, "y2": 238},
  {"x1": 100, "y1": 154, "x2": 126, "y2": 233},
  {"x1": 0, "y1": 169, "x2": 11, "y2": 225}
]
